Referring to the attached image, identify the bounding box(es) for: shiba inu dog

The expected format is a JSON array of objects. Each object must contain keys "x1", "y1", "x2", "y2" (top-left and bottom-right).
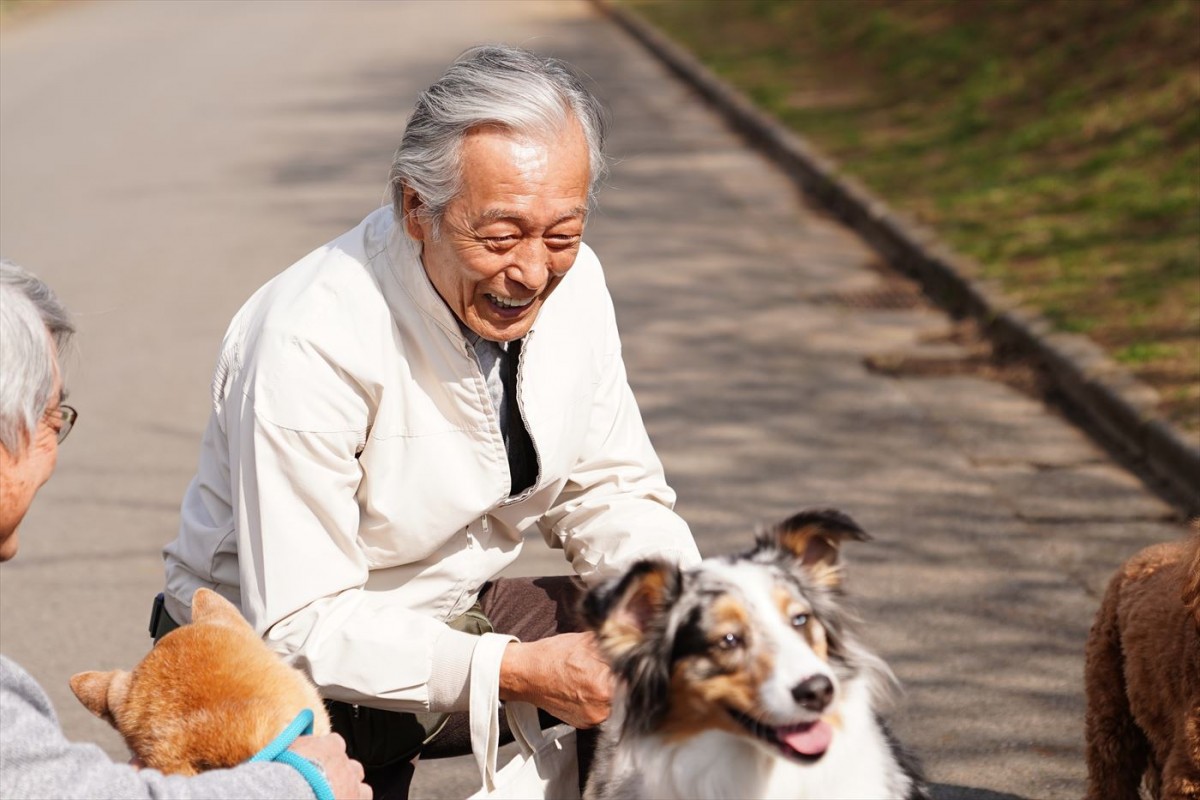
[
  {"x1": 70, "y1": 588, "x2": 330, "y2": 775},
  {"x1": 583, "y1": 508, "x2": 927, "y2": 800}
]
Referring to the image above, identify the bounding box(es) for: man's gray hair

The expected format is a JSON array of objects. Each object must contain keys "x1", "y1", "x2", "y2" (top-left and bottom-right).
[
  {"x1": 0, "y1": 261, "x2": 74, "y2": 454},
  {"x1": 388, "y1": 44, "x2": 609, "y2": 234}
]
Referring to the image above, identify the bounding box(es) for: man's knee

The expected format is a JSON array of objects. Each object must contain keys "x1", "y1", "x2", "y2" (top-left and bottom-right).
[{"x1": 479, "y1": 575, "x2": 587, "y2": 640}]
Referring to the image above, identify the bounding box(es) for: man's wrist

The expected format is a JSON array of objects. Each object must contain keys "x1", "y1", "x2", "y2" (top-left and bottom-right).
[{"x1": 499, "y1": 639, "x2": 532, "y2": 703}]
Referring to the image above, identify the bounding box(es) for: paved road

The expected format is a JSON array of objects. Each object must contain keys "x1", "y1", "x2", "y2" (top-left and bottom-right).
[{"x1": 0, "y1": 2, "x2": 1189, "y2": 798}]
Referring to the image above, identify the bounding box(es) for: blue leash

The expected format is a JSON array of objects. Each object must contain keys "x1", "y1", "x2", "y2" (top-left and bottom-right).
[{"x1": 250, "y1": 709, "x2": 335, "y2": 800}]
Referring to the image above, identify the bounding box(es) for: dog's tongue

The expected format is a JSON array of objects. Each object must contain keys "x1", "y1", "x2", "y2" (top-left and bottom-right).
[{"x1": 782, "y1": 720, "x2": 833, "y2": 756}]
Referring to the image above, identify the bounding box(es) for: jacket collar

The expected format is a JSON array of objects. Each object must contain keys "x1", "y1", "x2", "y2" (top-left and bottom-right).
[{"x1": 380, "y1": 212, "x2": 467, "y2": 343}]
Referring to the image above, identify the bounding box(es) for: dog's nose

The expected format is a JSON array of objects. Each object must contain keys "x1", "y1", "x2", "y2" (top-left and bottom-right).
[{"x1": 791, "y1": 675, "x2": 834, "y2": 711}]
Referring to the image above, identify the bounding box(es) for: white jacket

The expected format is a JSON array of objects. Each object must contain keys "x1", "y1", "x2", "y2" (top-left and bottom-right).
[{"x1": 162, "y1": 207, "x2": 699, "y2": 713}]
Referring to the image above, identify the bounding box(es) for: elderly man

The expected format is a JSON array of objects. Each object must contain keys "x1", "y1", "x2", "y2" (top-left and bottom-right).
[
  {"x1": 160, "y1": 45, "x2": 700, "y2": 796},
  {"x1": 0, "y1": 263, "x2": 369, "y2": 799}
]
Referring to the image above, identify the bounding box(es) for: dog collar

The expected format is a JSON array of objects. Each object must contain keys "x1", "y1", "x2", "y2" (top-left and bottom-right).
[{"x1": 249, "y1": 709, "x2": 335, "y2": 800}]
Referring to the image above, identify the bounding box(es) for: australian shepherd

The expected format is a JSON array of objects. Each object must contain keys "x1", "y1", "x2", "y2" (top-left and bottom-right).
[{"x1": 582, "y1": 508, "x2": 928, "y2": 800}]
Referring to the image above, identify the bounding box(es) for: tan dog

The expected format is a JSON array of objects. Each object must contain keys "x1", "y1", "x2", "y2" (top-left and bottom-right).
[
  {"x1": 71, "y1": 588, "x2": 331, "y2": 775},
  {"x1": 1084, "y1": 525, "x2": 1200, "y2": 800}
]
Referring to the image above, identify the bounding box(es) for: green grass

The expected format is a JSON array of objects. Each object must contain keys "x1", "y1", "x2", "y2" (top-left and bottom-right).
[{"x1": 626, "y1": 0, "x2": 1200, "y2": 435}]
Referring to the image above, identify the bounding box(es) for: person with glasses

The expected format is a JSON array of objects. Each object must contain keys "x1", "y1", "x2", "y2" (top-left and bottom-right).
[{"x1": 0, "y1": 261, "x2": 371, "y2": 799}]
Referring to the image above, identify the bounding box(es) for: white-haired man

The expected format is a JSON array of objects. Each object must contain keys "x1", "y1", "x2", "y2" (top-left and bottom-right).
[
  {"x1": 0, "y1": 262, "x2": 370, "y2": 799},
  {"x1": 160, "y1": 45, "x2": 701, "y2": 797}
]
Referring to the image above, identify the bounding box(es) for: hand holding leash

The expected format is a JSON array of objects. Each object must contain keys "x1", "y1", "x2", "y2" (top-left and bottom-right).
[
  {"x1": 499, "y1": 632, "x2": 614, "y2": 729},
  {"x1": 288, "y1": 734, "x2": 372, "y2": 800}
]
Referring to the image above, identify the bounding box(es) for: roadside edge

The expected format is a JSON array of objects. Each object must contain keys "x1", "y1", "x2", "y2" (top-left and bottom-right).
[{"x1": 594, "y1": 0, "x2": 1199, "y2": 515}]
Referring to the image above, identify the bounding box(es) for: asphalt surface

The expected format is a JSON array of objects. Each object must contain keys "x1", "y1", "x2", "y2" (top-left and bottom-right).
[{"x1": 0, "y1": 3, "x2": 1190, "y2": 799}]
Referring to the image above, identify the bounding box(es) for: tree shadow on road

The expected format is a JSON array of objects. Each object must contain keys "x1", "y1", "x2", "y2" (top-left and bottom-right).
[{"x1": 933, "y1": 785, "x2": 1027, "y2": 800}]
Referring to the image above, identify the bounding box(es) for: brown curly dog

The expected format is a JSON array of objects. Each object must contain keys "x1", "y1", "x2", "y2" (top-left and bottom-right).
[{"x1": 1085, "y1": 523, "x2": 1200, "y2": 800}]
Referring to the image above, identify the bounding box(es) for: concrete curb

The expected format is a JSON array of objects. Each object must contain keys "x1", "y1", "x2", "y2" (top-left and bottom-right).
[{"x1": 595, "y1": 0, "x2": 1199, "y2": 514}]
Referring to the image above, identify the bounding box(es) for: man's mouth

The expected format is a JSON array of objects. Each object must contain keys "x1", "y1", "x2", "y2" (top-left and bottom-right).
[
  {"x1": 725, "y1": 707, "x2": 833, "y2": 762},
  {"x1": 486, "y1": 293, "x2": 535, "y2": 309}
]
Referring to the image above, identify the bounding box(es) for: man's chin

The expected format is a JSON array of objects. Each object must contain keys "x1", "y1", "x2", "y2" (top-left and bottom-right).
[{"x1": 468, "y1": 310, "x2": 537, "y2": 343}]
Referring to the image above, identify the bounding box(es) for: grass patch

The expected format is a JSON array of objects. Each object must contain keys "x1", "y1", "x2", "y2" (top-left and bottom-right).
[
  {"x1": 625, "y1": 0, "x2": 1200, "y2": 435},
  {"x1": 0, "y1": 0, "x2": 62, "y2": 27}
]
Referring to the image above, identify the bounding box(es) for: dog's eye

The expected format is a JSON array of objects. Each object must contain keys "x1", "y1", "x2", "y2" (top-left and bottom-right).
[
  {"x1": 791, "y1": 613, "x2": 810, "y2": 629},
  {"x1": 716, "y1": 632, "x2": 743, "y2": 651}
]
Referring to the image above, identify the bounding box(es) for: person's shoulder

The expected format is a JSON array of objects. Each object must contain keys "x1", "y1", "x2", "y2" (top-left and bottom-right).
[
  {"x1": 270, "y1": 209, "x2": 394, "y2": 317},
  {"x1": 573, "y1": 241, "x2": 603, "y2": 277},
  {"x1": 557, "y1": 241, "x2": 609, "y2": 300},
  {"x1": 535, "y1": 241, "x2": 615, "y2": 342},
  {"x1": 205, "y1": 209, "x2": 402, "y2": 415},
  {"x1": 1, "y1": 654, "x2": 33, "y2": 686},
  {"x1": 230, "y1": 209, "x2": 397, "y2": 344}
]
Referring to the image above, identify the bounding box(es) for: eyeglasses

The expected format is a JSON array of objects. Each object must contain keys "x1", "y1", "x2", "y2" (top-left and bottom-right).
[{"x1": 50, "y1": 404, "x2": 78, "y2": 444}]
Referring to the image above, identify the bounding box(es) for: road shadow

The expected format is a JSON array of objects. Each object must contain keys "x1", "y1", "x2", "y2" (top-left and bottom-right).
[{"x1": 933, "y1": 785, "x2": 1027, "y2": 800}]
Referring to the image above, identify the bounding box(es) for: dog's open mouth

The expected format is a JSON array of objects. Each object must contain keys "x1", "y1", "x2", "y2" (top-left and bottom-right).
[{"x1": 725, "y1": 708, "x2": 833, "y2": 762}]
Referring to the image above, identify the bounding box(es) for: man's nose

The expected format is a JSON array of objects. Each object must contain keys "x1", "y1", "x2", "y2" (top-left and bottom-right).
[{"x1": 506, "y1": 239, "x2": 551, "y2": 288}]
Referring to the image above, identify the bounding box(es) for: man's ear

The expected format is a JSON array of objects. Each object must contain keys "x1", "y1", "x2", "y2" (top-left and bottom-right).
[
  {"x1": 401, "y1": 187, "x2": 427, "y2": 241},
  {"x1": 583, "y1": 559, "x2": 682, "y2": 663},
  {"x1": 190, "y1": 588, "x2": 252, "y2": 631},
  {"x1": 70, "y1": 670, "x2": 131, "y2": 728},
  {"x1": 772, "y1": 508, "x2": 871, "y2": 589}
]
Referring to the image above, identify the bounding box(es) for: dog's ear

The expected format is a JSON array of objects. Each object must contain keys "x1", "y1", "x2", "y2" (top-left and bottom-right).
[
  {"x1": 70, "y1": 670, "x2": 132, "y2": 728},
  {"x1": 190, "y1": 588, "x2": 252, "y2": 630},
  {"x1": 770, "y1": 508, "x2": 870, "y2": 589},
  {"x1": 584, "y1": 559, "x2": 682, "y2": 735},
  {"x1": 584, "y1": 559, "x2": 682, "y2": 659}
]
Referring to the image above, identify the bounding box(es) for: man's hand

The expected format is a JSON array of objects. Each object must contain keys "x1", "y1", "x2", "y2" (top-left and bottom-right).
[
  {"x1": 499, "y1": 632, "x2": 614, "y2": 729},
  {"x1": 288, "y1": 733, "x2": 372, "y2": 800}
]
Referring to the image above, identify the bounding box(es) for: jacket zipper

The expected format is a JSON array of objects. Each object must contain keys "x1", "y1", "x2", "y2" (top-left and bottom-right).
[{"x1": 455, "y1": 338, "x2": 504, "y2": 539}]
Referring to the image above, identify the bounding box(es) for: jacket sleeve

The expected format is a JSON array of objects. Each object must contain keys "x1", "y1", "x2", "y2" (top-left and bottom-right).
[
  {"x1": 0, "y1": 657, "x2": 314, "y2": 800},
  {"x1": 536, "y1": 290, "x2": 702, "y2": 585},
  {"x1": 214, "y1": 331, "x2": 484, "y2": 714}
]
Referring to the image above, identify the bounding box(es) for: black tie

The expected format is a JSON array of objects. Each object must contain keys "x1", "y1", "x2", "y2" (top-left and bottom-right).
[{"x1": 502, "y1": 338, "x2": 538, "y2": 496}]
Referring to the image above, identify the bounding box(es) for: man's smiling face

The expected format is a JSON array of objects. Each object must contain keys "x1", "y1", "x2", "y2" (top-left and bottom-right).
[{"x1": 403, "y1": 119, "x2": 590, "y2": 342}]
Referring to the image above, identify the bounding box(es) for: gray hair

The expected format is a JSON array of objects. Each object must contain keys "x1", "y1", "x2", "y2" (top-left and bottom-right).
[
  {"x1": 388, "y1": 44, "x2": 609, "y2": 234},
  {"x1": 0, "y1": 261, "x2": 74, "y2": 454}
]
